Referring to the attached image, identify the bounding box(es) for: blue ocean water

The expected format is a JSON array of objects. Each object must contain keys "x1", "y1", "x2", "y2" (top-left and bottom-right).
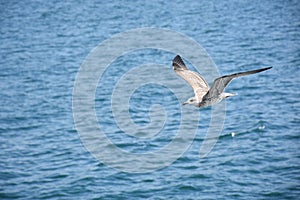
[{"x1": 1, "y1": 0, "x2": 299, "y2": 199}]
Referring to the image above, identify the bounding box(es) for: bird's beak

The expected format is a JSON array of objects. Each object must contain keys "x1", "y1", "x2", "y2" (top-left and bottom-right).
[{"x1": 182, "y1": 101, "x2": 188, "y2": 105}]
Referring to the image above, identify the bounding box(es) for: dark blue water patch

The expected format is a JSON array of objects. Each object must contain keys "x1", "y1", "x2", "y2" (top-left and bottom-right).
[
  {"x1": 96, "y1": 86, "x2": 181, "y2": 153},
  {"x1": 129, "y1": 83, "x2": 180, "y2": 126}
]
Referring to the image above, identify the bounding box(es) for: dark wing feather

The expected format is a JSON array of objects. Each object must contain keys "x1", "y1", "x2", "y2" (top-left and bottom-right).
[
  {"x1": 173, "y1": 55, "x2": 209, "y2": 100},
  {"x1": 204, "y1": 66, "x2": 272, "y2": 99}
]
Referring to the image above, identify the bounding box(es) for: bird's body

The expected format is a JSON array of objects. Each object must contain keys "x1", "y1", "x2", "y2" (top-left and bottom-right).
[{"x1": 173, "y1": 55, "x2": 272, "y2": 108}]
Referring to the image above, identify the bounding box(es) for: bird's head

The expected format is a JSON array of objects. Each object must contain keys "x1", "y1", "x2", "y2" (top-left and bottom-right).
[{"x1": 182, "y1": 97, "x2": 198, "y2": 106}]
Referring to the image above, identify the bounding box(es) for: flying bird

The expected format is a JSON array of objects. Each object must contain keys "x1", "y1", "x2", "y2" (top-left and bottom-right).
[{"x1": 173, "y1": 55, "x2": 272, "y2": 108}]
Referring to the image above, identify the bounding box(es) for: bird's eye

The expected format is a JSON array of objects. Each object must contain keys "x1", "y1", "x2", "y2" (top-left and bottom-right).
[{"x1": 190, "y1": 99, "x2": 194, "y2": 102}]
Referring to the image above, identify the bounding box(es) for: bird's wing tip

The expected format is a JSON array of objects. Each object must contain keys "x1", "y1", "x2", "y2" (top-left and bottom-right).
[{"x1": 172, "y1": 55, "x2": 188, "y2": 70}]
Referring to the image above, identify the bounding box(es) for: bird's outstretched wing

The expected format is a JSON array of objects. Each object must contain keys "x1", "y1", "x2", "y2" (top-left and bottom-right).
[
  {"x1": 204, "y1": 66, "x2": 272, "y2": 99},
  {"x1": 173, "y1": 55, "x2": 209, "y2": 100}
]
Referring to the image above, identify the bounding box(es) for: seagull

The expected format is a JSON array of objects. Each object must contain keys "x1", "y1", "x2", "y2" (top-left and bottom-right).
[{"x1": 173, "y1": 55, "x2": 272, "y2": 108}]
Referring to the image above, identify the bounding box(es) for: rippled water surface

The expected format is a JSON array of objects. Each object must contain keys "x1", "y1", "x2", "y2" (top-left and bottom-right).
[{"x1": 1, "y1": 0, "x2": 299, "y2": 199}]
